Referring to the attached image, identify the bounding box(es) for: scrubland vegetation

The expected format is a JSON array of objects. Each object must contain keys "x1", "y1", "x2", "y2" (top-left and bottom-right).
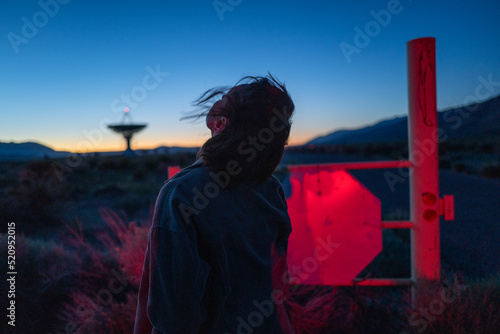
[{"x1": 1, "y1": 146, "x2": 499, "y2": 333}]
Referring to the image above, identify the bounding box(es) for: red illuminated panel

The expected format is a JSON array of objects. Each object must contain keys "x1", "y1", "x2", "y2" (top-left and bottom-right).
[{"x1": 286, "y1": 168, "x2": 382, "y2": 285}]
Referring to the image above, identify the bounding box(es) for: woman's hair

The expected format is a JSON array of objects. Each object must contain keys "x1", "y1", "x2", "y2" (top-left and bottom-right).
[{"x1": 187, "y1": 73, "x2": 294, "y2": 184}]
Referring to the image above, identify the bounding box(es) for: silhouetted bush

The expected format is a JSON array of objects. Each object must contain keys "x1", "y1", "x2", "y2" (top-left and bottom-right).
[
  {"x1": 439, "y1": 157, "x2": 452, "y2": 169},
  {"x1": 0, "y1": 235, "x2": 83, "y2": 333},
  {"x1": 132, "y1": 166, "x2": 146, "y2": 180},
  {"x1": 480, "y1": 164, "x2": 500, "y2": 179},
  {"x1": 401, "y1": 274, "x2": 500, "y2": 334},
  {"x1": 142, "y1": 156, "x2": 159, "y2": 171},
  {"x1": 4, "y1": 159, "x2": 69, "y2": 229},
  {"x1": 88, "y1": 154, "x2": 100, "y2": 168},
  {"x1": 452, "y1": 162, "x2": 470, "y2": 174},
  {"x1": 97, "y1": 156, "x2": 130, "y2": 171}
]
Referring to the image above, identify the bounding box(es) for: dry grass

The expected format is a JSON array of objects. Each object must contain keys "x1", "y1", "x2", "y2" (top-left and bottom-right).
[
  {"x1": 400, "y1": 275, "x2": 500, "y2": 334},
  {"x1": 1, "y1": 208, "x2": 498, "y2": 333}
]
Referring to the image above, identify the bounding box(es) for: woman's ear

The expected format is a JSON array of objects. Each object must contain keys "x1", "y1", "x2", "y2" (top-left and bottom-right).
[{"x1": 209, "y1": 116, "x2": 228, "y2": 136}]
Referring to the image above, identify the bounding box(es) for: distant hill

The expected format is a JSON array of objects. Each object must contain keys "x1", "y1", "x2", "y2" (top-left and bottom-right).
[
  {"x1": 308, "y1": 117, "x2": 408, "y2": 145},
  {"x1": 0, "y1": 142, "x2": 69, "y2": 161},
  {"x1": 308, "y1": 93, "x2": 500, "y2": 145},
  {"x1": 149, "y1": 146, "x2": 200, "y2": 155}
]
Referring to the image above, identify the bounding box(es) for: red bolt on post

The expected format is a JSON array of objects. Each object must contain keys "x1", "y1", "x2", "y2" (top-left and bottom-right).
[{"x1": 407, "y1": 37, "x2": 441, "y2": 290}]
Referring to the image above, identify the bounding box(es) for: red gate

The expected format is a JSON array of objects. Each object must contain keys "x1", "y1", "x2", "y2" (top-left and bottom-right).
[{"x1": 285, "y1": 38, "x2": 454, "y2": 294}]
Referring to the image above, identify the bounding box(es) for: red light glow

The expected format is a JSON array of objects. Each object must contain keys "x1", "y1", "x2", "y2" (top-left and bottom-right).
[{"x1": 286, "y1": 168, "x2": 382, "y2": 285}]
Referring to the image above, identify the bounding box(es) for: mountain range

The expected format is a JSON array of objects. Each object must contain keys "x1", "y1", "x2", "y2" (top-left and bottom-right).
[
  {"x1": 308, "y1": 93, "x2": 500, "y2": 145},
  {"x1": 0, "y1": 141, "x2": 70, "y2": 161},
  {"x1": 0, "y1": 141, "x2": 198, "y2": 161}
]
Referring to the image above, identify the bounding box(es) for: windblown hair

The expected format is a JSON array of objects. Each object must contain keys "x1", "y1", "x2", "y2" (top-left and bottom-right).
[{"x1": 188, "y1": 74, "x2": 294, "y2": 184}]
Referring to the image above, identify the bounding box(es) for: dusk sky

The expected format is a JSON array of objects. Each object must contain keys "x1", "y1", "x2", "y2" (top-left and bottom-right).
[{"x1": 1, "y1": 0, "x2": 499, "y2": 152}]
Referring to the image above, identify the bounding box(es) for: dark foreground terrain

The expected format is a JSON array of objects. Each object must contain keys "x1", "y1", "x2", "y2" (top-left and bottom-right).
[{"x1": 0, "y1": 148, "x2": 499, "y2": 333}]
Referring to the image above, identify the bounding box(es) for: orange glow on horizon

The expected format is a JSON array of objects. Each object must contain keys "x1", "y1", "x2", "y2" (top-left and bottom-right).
[{"x1": 46, "y1": 132, "x2": 311, "y2": 153}]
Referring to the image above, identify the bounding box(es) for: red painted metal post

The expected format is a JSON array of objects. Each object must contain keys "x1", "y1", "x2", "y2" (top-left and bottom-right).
[{"x1": 407, "y1": 37, "x2": 441, "y2": 288}]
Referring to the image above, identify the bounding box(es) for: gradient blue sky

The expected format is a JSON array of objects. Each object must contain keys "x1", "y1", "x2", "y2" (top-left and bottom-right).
[{"x1": 1, "y1": 0, "x2": 499, "y2": 152}]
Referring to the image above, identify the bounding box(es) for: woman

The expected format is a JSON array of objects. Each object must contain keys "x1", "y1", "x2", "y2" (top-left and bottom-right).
[{"x1": 134, "y1": 74, "x2": 295, "y2": 333}]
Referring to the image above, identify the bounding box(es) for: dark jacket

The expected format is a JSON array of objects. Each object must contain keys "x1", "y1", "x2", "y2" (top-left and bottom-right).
[{"x1": 134, "y1": 161, "x2": 293, "y2": 333}]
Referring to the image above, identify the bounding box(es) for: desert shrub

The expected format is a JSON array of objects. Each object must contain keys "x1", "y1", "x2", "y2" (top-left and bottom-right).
[
  {"x1": 0, "y1": 234, "x2": 83, "y2": 334},
  {"x1": 59, "y1": 291, "x2": 139, "y2": 334},
  {"x1": 452, "y1": 162, "x2": 470, "y2": 174},
  {"x1": 115, "y1": 193, "x2": 151, "y2": 218},
  {"x1": 88, "y1": 154, "x2": 100, "y2": 168},
  {"x1": 96, "y1": 157, "x2": 116, "y2": 170},
  {"x1": 2, "y1": 214, "x2": 143, "y2": 334},
  {"x1": 287, "y1": 285, "x2": 355, "y2": 333},
  {"x1": 97, "y1": 156, "x2": 130, "y2": 171},
  {"x1": 157, "y1": 154, "x2": 172, "y2": 163},
  {"x1": 142, "y1": 155, "x2": 160, "y2": 171},
  {"x1": 286, "y1": 285, "x2": 408, "y2": 334},
  {"x1": 476, "y1": 142, "x2": 495, "y2": 154},
  {"x1": 132, "y1": 166, "x2": 147, "y2": 180},
  {"x1": 96, "y1": 208, "x2": 149, "y2": 286},
  {"x1": 479, "y1": 163, "x2": 500, "y2": 178},
  {"x1": 93, "y1": 184, "x2": 125, "y2": 198},
  {"x1": 401, "y1": 273, "x2": 500, "y2": 334},
  {"x1": 439, "y1": 156, "x2": 452, "y2": 169},
  {"x1": 55, "y1": 208, "x2": 149, "y2": 334},
  {"x1": 3, "y1": 159, "x2": 70, "y2": 229}
]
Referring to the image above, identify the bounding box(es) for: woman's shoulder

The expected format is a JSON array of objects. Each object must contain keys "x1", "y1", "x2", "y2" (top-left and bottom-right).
[
  {"x1": 159, "y1": 161, "x2": 210, "y2": 198},
  {"x1": 166, "y1": 160, "x2": 206, "y2": 182},
  {"x1": 152, "y1": 161, "x2": 209, "y2": 229}
]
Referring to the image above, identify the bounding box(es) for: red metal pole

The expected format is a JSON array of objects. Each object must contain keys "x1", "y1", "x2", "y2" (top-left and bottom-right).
[{"x1": 407, "y1": 38, "x2": 441, "y2": 289}]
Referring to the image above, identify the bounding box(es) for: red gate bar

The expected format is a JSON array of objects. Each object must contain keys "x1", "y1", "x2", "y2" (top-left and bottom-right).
[
  {"x1": 296, "y1": 278, "x2": 414, "y2": 288},
  {"x1": 381, "y1": 221, "x2": 414, "y2": 229},
  {"x1": 350, "y1": 278, "x2": 414, "y2": 286},
  {"x1": 287, "y1": 160, "x2": 412, "y2": 172}
]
